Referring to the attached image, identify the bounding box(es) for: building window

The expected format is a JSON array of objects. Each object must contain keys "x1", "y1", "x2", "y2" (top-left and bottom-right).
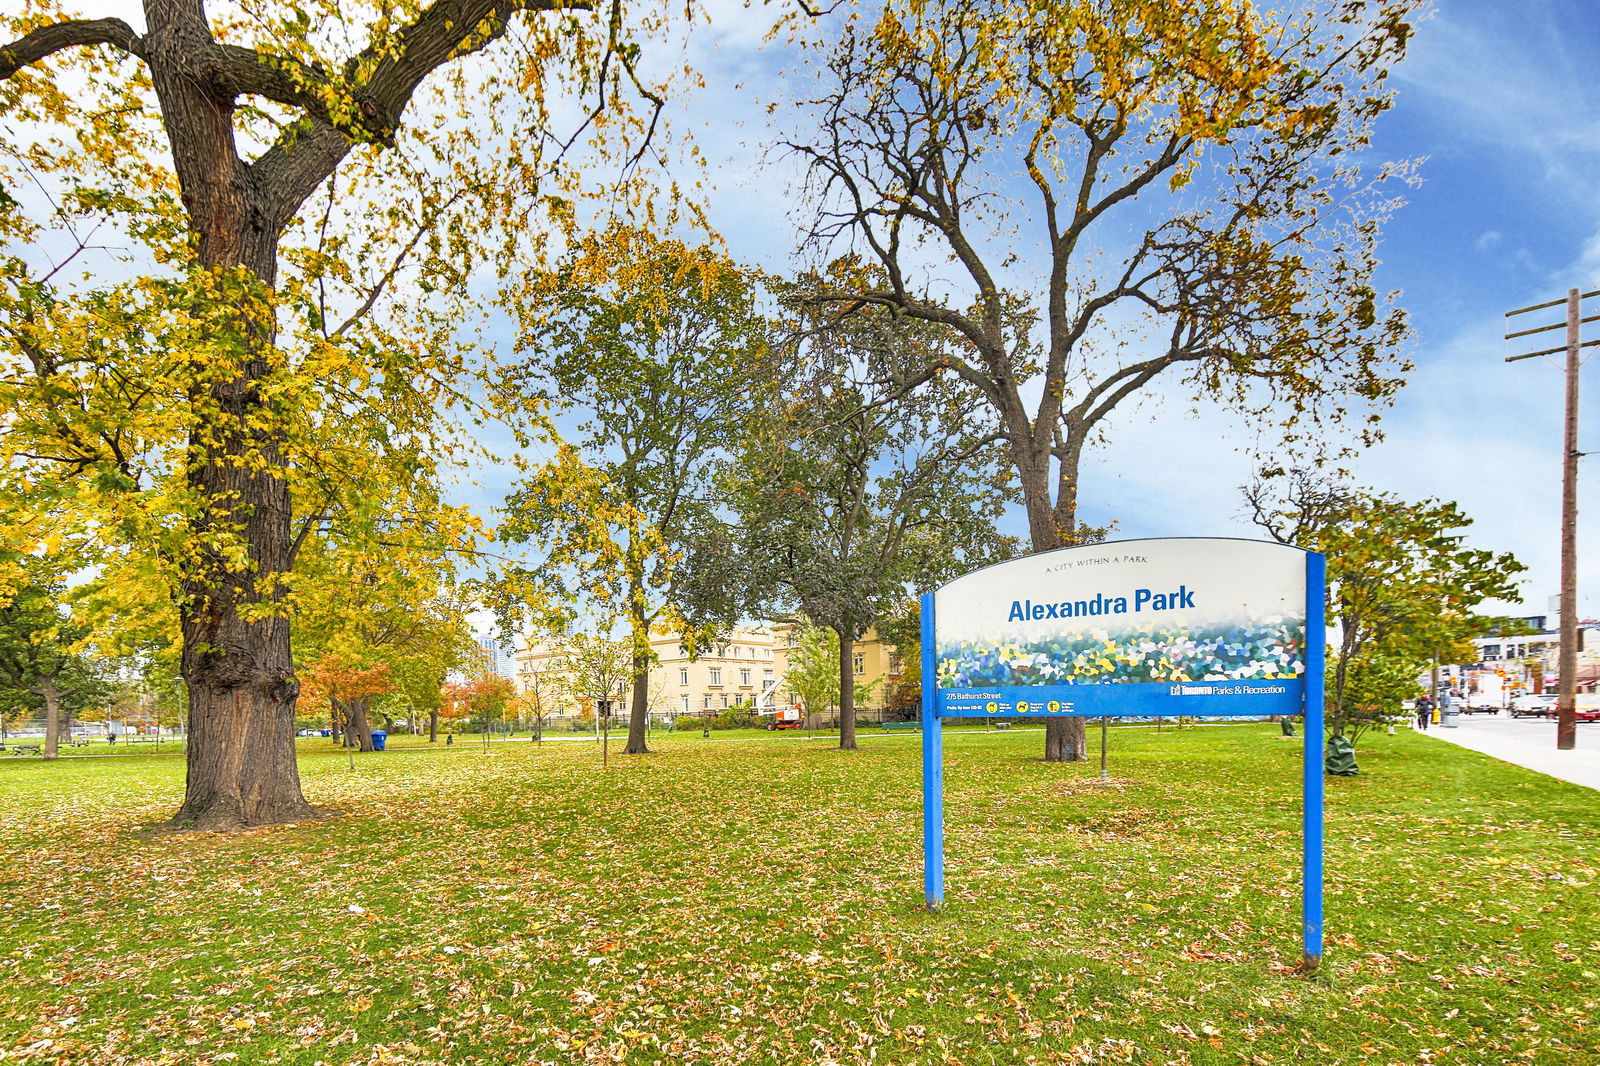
[
  {"x1": 679, "y1": 668, "x2": 689, "y2": 685},
  {"x1": 703, "y1": 695, "x2": 713, "y2": 710},
  {"x1": 853, "y1": 653, "x2": 865, "y2": 675},
  {"x1": 764, "y1": 668, "x2": 774, "y2": 684},
  {"x1": 681, "y1": 696, "x2": 690, "y2": 714},
  {"x1": 740, "y1": 668, "x2": 751, "y2": 686},
  {"x1": 709, "y1": 667, "x2": 722, "y2": 685},
  {"x1": 720, "y1": 694, "x2": 729, "y2": 709}
]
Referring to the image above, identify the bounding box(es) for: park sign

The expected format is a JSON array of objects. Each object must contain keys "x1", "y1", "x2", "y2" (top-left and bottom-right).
[
  {"x1": 919, "y1": 537, "x2": 1328, "y2": 968},
  {"x1": 932, "y1": 537, "x2": 1311, "y2": 719}
]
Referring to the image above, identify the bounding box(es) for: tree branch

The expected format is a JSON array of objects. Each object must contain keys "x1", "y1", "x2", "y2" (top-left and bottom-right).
[
  {"x1": 253, "y1": 0, "x2": 587, "y2": 229},
  {"x1": 0, "y1": 18, "x2": 145, "y2": 79}
]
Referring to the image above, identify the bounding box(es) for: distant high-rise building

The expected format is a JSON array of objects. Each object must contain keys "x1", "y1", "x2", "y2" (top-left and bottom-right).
[{"x1": 475, "y1": 634, "x2": 517, "y2": 679}]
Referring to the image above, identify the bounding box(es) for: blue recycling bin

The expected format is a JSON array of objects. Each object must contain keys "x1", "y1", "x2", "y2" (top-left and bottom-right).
[{"x1": 370, "y1": 730, "x2": 387, "y2": 751}]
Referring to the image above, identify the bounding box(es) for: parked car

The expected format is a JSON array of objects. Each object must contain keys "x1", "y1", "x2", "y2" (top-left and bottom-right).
[
  {"x1": 1460, "y1": 697, "x2": 1500, "y2": 714},
  {"x1": 1509, "y1": 693, "x2": 1558, "y2": 718}
]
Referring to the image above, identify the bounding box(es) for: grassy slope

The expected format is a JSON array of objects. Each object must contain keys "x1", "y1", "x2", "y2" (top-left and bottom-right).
[{"x1": 0, "y1": 725, "x2": 1594, "y2": 1065}]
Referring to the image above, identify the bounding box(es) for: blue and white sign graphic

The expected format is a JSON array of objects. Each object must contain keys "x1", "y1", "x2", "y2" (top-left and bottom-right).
[{"x1": 932, "y1": 538, "x2": 1308, "y2": 718}]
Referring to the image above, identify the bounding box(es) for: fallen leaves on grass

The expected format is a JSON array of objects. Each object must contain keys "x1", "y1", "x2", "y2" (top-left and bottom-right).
[{"x1": 0, "y1": 729, "x2": 1595, "y2": 1065}]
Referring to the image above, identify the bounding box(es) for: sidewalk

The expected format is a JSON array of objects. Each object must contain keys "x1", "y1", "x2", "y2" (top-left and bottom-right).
[{"x1": 1417, "y1": 717, "x2": 1600, "y2": 792}]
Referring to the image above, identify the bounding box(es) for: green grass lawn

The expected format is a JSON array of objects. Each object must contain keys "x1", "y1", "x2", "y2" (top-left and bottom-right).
[{"x1": 0, "y1": 725, "x2": 1594, "y2": 1065}]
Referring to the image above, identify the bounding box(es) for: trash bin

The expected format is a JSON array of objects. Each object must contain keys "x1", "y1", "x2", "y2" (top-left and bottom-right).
[
  {"x1": 1442, "y1": 706, "x2": 1459, "y2": 729},
  {"x1": 370, "y1": 730, "x2": 387, "y2": 751}
]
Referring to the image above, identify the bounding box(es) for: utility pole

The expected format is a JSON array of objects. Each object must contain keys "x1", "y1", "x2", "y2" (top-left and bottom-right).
[{"x1": 1504, "y1": 288, "x2": 1595, "y2": 750}]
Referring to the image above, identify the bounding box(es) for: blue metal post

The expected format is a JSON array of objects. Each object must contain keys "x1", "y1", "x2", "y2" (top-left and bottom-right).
[
  {"x1": 1302, "y1": 552, "x2": 1326, "y2": 968},
  {"x1": 921, "y1": 591, "x2": 944, "y2": 909}
]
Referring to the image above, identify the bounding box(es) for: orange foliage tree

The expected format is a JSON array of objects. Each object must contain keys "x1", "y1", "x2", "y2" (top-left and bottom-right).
[
  {"x1": 441, "y1": 675, "x2": 517, "y2": 747},
  {"x1": 302, "y1": 656, "x2": 394, "y2": 753}
]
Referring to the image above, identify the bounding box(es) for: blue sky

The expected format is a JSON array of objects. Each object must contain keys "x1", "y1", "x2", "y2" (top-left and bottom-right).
[
  {"x1": 641, "y1": 0, "x2": 1600, "y2": 623},
  {"x1": 1346, "y1": 0, "x2": 1600, "y2": 618}
]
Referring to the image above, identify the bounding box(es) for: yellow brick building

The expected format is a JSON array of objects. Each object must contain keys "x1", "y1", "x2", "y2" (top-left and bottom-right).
[{"x1": 514, "y1": 626, "x2": 783, "y2": 720}]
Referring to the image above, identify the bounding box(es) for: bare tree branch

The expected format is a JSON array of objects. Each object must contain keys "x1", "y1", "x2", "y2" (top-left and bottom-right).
[{"x1": 0, "y1": 17, "x2": 145, "y2": 77}]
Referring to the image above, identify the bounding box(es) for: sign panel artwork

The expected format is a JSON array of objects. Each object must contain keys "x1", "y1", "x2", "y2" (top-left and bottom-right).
[{"x1": 932, "y1": 538, "x2": 1310, "y2": 717}]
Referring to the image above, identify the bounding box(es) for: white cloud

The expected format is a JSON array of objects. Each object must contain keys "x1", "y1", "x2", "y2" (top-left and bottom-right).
[{"x1": 1393, "y1": 5, "x2": 1600, "y2": 210}]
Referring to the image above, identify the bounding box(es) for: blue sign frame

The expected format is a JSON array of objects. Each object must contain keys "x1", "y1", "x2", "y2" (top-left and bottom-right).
[{"x1": 921, "y1": 542, "x2": 1326, "y2": 969}]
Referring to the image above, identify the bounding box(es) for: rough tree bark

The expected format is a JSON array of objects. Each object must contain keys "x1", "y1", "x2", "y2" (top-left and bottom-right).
[
  {"x1": 37, "y1": 678, "x2": 61, "y2": 762},
  {"x1": 625, "y1": 649, "x2": 651, "y2": 755},
  {"x1": 836, "y1": 625, "x2": 858, "y2": 751},
  {"x1": 624, "y1": 569, "x2": 649, "y2": 752},
  {"x1": 1017, "y1": 438, "x2": 1089, "y2": 763},
  {"x1": 345, "y1": 700, "x2": 375, "y2": 752},
  {"x1": 623, "y1": 567, "x2": 652, "y2": 754}
]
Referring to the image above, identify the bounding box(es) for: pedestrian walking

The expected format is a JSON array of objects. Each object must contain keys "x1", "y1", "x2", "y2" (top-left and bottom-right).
[{"x1": 1414, "y1": 695, "x2": 1432, "y2": 730}]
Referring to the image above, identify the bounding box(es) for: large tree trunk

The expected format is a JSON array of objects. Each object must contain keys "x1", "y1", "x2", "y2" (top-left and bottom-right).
[
  {"x1": 837, "y1": 625, "x2": 857, "y2": 751},
  {"x1": 39, "y1": 679, "x2": 60, "y2": 761},
  {"x1": 1043, "y1": 720, "x2": 1083, "y2": 761},
  {"x1": 624, "y1": 651, "x2": 651, "y2": 755},
  {"x1": 345, "y1": 700, "x2": 375, "y2": 753},
  {"x1": 1012, "y1": 437, "x2": 1087, "y2": 763},
  {"x1": 428, "y1": 710, "x2": 438, "y2": 744},
  {"x1": 149, "y1": 6, "x2": 318, "y2": 831},
  {"x1": 339, "y1": 703, "x2": 356, "y2": 747},
  {"x1": 622, "y1": 567, "x2": 651, "y2": 755}
]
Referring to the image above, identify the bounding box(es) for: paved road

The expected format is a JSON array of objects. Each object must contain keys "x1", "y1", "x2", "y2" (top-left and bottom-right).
[{"x1": 1418, "y1": 713, "x2": 1600, "y2": 791}]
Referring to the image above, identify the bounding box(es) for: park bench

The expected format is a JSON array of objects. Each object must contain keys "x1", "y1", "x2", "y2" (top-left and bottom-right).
[
  {"x1": 992, "y1": 722, "x2": 1012, "y2": 730},
  {"x1": 880, "y1": 721, "x2": 919, "y2": 731},
  {"x1": 4, "y1": 744, "x2": 42, "y2": 756}
]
